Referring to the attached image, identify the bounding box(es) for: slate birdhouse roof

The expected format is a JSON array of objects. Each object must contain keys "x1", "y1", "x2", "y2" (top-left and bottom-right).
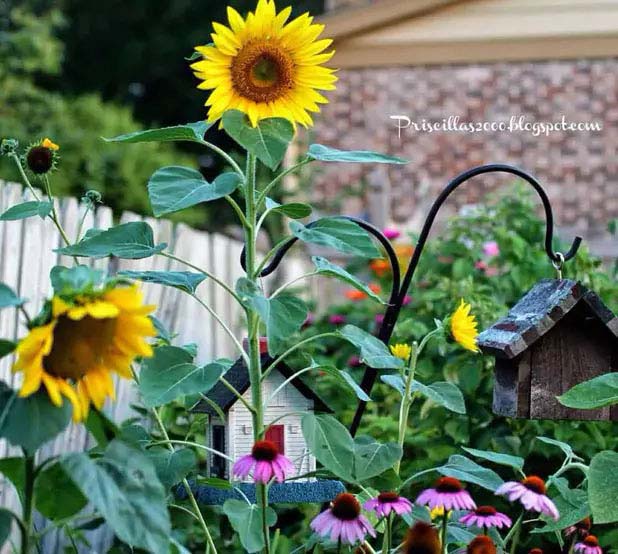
[
  {"x1": 477, "y1": 279, "x2": 618, "y2": 359},
  {"x1": 192, "y1": 353, "x2": 332, "y2": 415}
]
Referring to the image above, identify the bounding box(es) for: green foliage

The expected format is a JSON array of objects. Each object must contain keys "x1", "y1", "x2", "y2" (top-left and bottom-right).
[
  {"x1": 105, "y1": 122, "x2": 212, "y2": 145},
  {"x1": 222, "y1": 500, "x2": 277, "y2": 553},
  {"x1": 147, "y1": 447, "x2": 197, "y2": 490},
  {"x1": 118, "y1": 270, "x2": 206, "y2": 294},
  {"x1": 312, "y1": 256, "x2": 384, "y2": 304},
  {"x1": 0, "y1": 200, "x2": 52, "y2": 220},
  {"x1": 34, "y1": 462, "x2": 87, "y2": 520},
  {"x1": 559, "y1": 373, "x2": 618, "y2": 410},
  {"x1": 338, "y1": 325, "x2": 403, "y2": 369},
  {"x1": 588, "y1": 451, "x2": 618, "y2": 523},
  {"x1": 0, "y1": 283, "x2": 25, "y2": 309},
  {"x1": 307, "y1": 144, "x2": 408, "y2": 164},
  {"x1": 57, "y1": 221, "x2": 166, "y2": 259}
]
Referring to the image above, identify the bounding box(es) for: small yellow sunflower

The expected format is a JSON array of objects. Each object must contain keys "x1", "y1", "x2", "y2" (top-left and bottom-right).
[
  {"x1": 429, "y1": 505, "x2": 447, "y2": 520},
  {"x1": 13, "y1": 285, "x2": 156, "y2": 421},
  {"x1": 41, "y1": 138, "x2": 60, "y2": 151},
  {"x1": 449, "y1": 299, "x2": 479, "y2": 353},
  {"x1": 191, "y1": 0, "x2": 337, "y2": 127},
  {"x1": 390, "y1": 343, "x2": 412, "y2": 362}
]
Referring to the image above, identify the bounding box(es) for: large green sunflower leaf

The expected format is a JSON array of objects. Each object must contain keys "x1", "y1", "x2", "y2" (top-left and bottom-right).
[
  {"x1": 558, "y1": 373, "x2": 618, "y2": 410},
  {"x1": 223, "y1": 500, "x2": 277, "y2": 553},
  {"x1": 411, "y1": 380, "x2": 467, "y2": 414},
  {"x1": 290, "y1": 218, "x2": 381, "y2": 258},
  {"x1": 35, "y1": 462, "x2": 87, "y2": 520},
  {"x1": 0, "y1": 200, "x2": 53, "y2": 221},
  {"x1": 338, "y1": 325, "x2": 403, "y2": 369},
  {"x1": 307, "y1": 144, "x2": 408, "y2": 164},
  {"x1": 119, "y1": 270, "x2": 206, "y2": 294},
  {"x1": 437, "y1": 455, "x2": 503, "y2": 492},
  {"x1": 0, "y1": 382, "x2": 72, "y2": 454},
  {"x1": 148, "y1": 447, "x2": 197, "y2": 489},
  {"x1": 56, "y1": 221, "x2": 166, "y2": 259},
  {"x1": 139, "y1": 345, "x2": 232, "y2": 408},
  {"x1": 222, "y1": 110, "x2": 294, "y2": 170},
  {"x1": 61, "y1": 440, "x2": 171, "y2": 554},
  {"x1": 0, "y1": 283, "x2": 25, "y2": 309},
  {"x1": 0, "y1": 509, "x2": 11, "y2": 550},
  {"x1": 588, "y1": 450, "x2": 618, "y2": 523},
  {"x1": 104, "y1": 121, "x2": 212, "y2": 144},
  {"x1": 148, "y1": 167, "x2": 240, "y2": 217}
]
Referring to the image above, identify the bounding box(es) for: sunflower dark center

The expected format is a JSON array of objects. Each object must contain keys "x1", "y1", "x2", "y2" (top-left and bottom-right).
[
  {"x1": 522, "y1": 476, "x2": 546, "y2": 495},
  {"x1": 251, "y1": 440, "x2": 279, "y2": 461},
  {"x1": 435, "y1": 477, "x2": 463, "y2": 493},
  {"x1": 475, "y1": 506, "x2": 497, "y2": 516},
  {"x1": 43, "y1": 314, "x2": 117, "y2": 380},
  {"x1": 583, "y1": 536, "x2": 599, "y2": 546},
  {"x1": 378, "y1": 491, "x2": 400, "y2": 503},
  {"x1": 231, "y1": 40, "x2": 294, "y2": 103},
  {"x1": 331, "y1": 493, "x2": 361, "y2": 521},
  {"x1": 26, "y1": 146, "x2": 54, "y2": 174}
]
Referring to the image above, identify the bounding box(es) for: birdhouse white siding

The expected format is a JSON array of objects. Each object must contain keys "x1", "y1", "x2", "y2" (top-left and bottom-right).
[{"x1": 227, "y1": 369, "x2": 317, "y2": 481}]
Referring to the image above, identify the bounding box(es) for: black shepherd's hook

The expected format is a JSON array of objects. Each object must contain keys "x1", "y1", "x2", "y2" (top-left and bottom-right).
[{"x1": 242, "y1": 164, "x2": 583, "y2": 436}]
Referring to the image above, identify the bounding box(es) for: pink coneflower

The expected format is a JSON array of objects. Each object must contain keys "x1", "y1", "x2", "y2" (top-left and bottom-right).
[
  {"x1": 416, "y1": 476, "x2": 476, "y2": 511},
  {"x1": 329, "y1": 314, "x2": 346, "y2": 325},
  {"x1": 475, "y1": 260, "x2": 488, "y2": 271},
  {"x1": 363, "y1": 491, "x2": 413, "y2": 518},
  {"x1": 482, "y1": 241, "x2": 500, "y2": 257},
  {"x1": 232, "y1": 440, "x2": 295, "y2": 483},
  {"x1": 467, "y1": 535, "x2": 497, "y2": 554},
  {"x1": 402, "y1": 294, "x2": 412, "y2": 305},
  {"x1": 575, "y1": 535, "x2": 603, "y2": 554},
  {"x1": 402, "y1": 522, "x2": 441, "y2": 554},
  {"x1": 348, "y1": 355, "x2": 361, "y2": 367},
  {"x1": 565, "y1": 517, "x2": 592, "y2": 538},
  {"x1": 460, "y1": 506, "x2": 512, "y2": 530},
  {"x1": 375, "y1": 313, "x2": 385, "y2": 325},
  {"x1": 311, "y1": 493, "x2": 376, "y2": 546},
  {"x1": 302, "y1": 312, "x2": 315, "y2": 329},
  {"x1": 495, "y1": 476, "x2": 559, "y2": 520},
  {"x1": 383, "y1": 226, "x2": 401, "y2": 240}
]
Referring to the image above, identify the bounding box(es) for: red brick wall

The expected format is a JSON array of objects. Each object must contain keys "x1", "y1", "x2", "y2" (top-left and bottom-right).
[{"x1": 307, "y1": 59, "x2": 618, "y2": 255}]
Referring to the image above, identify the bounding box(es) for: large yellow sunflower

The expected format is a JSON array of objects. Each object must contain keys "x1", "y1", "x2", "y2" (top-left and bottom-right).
[
  {"x1": 13, "y1": 285, "x2": 156, "y2": 421},
  {"x1": 191, "y1": 0, "x2": 337, "y2": 127},
  {"x1": 449, "y1": 299, "x2": 479, "y2": 353}
]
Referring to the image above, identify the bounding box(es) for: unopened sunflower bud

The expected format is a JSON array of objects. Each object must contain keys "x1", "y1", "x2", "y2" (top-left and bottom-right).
[
  {"x1": 0, "y1": 138, "x2": 19, "y2": 156},
  {"x1": 84, "y1": 190, "x2": 103, "y2": 204},
  {"x1": 24, "y1": 138, "x2": 59, "y2": 175}
]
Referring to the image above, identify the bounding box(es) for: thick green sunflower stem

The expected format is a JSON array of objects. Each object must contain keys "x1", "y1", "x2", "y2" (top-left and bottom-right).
[
  {"x1": 21, "y1": 454, "x2": 35, "y2": 554},
  {"x1": 243, "y1": 153, "x2": 271, "y2": 554}
]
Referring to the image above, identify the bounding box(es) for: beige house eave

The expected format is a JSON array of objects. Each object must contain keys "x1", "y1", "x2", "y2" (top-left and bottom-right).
[{"x1": 321, "y1": 0, "x2": 618, "y2": 67}]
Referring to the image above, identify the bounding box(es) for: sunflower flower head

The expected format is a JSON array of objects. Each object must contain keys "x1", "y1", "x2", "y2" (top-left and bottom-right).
[
  {"x1": 390, "y1": 343, "x2": 412, "y2": 362},
  {"x1": 191, "y1": 0, "x2": 337, "y2": 127},
  {"x1": 13, "y1": 266, "x2": 156, "y2": 422},
  {"x1": 24, "y1": 138, "x2": 60, "y2": 176},
  {"x1": 447, "y1": 299, "x2": 479, "y2": 353}
]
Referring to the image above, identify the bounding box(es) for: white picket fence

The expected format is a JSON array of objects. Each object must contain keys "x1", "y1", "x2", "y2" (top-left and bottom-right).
[{"x1": 0, "y1": 180, "x2": 298, "y2": 552}]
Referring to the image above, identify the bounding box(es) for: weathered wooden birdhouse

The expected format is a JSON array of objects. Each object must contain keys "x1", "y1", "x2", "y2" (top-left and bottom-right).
[{"x1": 478, "y1": 279, "x2": 618, "y2": 421}]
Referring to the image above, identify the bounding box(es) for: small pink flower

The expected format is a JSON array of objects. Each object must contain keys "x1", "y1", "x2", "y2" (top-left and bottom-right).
[
  {"x1": 329, "y1": 314, "x2": 346, "y2": 325},
  {"x1": 483, "y1": 241, "x2": 500, "y2": 257},
  {"x1": 402, "y1": 294, "x2": 412, "y2": 305},
  {"x1": 495, "y1": 476, "x2": 559, "y2": 521},
  {"x1": 375, "y1": 313, "x2": 385, "y2": 325},
  {"x1": 348, "y1": 355, "x2": 361, "y2": 367},
  {"x1": 383, "y1": 226, "x2": 401, "y2": 240},
  {"x1": 311, "y1": 493, "x2": 376, "y2": 545},
  {"x1": 302, "y1": 312, "x2": 315, "y2": 329},
  {"x1": 459, "y1": 506, "x2": 512, "y2": 530},
  {"x1": 232, "y1": 440, "x2": 295, "y2": 484},
  {"x1": 574, "y1": 535, "x2": 603, "y2": 554},
  {"x1": 475, "y1": 260, "x2": 488, "y2": 270},
  {"x1": 565, "y1": 517, "x2": 591, "y2": 538},
  {"x1": 416, "y1": 477, "x2": 476, "y2": 511},
  {"x1": 363, "y1": 491, "x2": 413, "y2": 518},
  {"x1": 485, "y1": 266, "x2": 499, "y2": 277}
]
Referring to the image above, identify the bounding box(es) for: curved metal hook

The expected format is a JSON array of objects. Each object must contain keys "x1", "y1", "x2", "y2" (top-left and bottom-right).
[
  {"x1": 240, "y1": 216, "x2": 403, "y2": 308},
  {"x1": 349, "y1": 163, "x2": 583, "y2": 435}
]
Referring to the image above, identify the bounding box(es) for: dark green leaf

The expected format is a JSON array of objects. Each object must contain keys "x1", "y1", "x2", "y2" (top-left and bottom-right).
[
  {"x1": 411, "y1": 380, "x2": 466, "y2": 414},
  {"x1": 437, "y1": 455, "x2": 503, "y2": 491},
  {"x1": 558, "y1": 373, "x2": 618, "y2": 409},
  {"x1": 85, "y1": 408, "x2": 120, "y2": 448},
  {"x1": 236, "y1": 278, "x2": 307, "y2": 355},
  {"x1": 311, "y1": 362, "x2": 371, "y2": 401},
  {"x1": 532, "y1": 488, "x2": 590, "y2": 534},
  {"x1": 148, "y1": 447, "x2": 197, "y2": 489},
  {"x1": 307, "y1": 144, "x2": 408, "y2": 164},
  {"x1": 57, "y1": 222, "x2": 166, "y2": 259},
  {"x1": 264, "y1": 198, "x2": 312, "y2": 219},
  {"x1": 589, "y1": 450, "x2": 618, "y2": 524},
  {"x1": 462, "y1": 447, "x2": 524, "y2": 471},
  {"x1": 0, "y1": 340, "x2": 16, "y2": 360},
  {"x1": 446, "y1": 526, "x2": 477, "y2": 546},
  {"x1": 35, "y1": 462, "x2": 87, "y2": 520},
  {"x1": 290, "y1": 218, "x2": 380, "y2": 258},
  {"x1": 61, "y1": 440, "x2": 171, "y2": 553},
  {"x1": 104, "y1": 121, "x2": 211, "y2": 144},
  {"x1": 50, "y1": 265, "x2": 105, "y2": 295},
  {"x1": 338, "y1": 325, "x2": 403, "y2": 369},
  {"x1": 0, "y1": 382, "x2": 72, "y2": 454},
  {"x1": 312, "y1": 256, "x2": 384, "y2": 303},
  {"x1": 139, "y1": 345, "x2": 232, "y2": 408},
  {"x1": 0, "y1": 200, "x2": 53, "y2": 221},
  {"x1": 223, "y1": 500, "x2": 277, "y2": 553},
  {"x1": 353, "y1": 435, "x2": 402, "y2": 481},
  {"x1": 536, "y1": 437, "x2": 581, "y2": 461},
  {"x1": 148, "y1": 167, "x2": 240, "y2": 217},
  {"x1": 0, "y1": 458, "x2": 24, "y2": 501},
  {"x1": 0, "y1": 283, "x2": 25, "y2": 309},
  {"x1": 119, "y1": 270, "x2": 206, "y2": 294},
  {"x1": 222, "y1": 110, "x2": 294, "y2": 170},
  {"x1": 0, "y1": 509, "x2": 12, "y2": 549}
]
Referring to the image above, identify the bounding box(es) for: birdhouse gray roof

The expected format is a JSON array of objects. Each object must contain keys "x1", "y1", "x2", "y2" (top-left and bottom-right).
[
  {"x1": 192, "y1": 354, "x2": 332, "y2": 415},
  {"x1": 477, "y1": 279, "x2": 618, "y2": 359}
]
